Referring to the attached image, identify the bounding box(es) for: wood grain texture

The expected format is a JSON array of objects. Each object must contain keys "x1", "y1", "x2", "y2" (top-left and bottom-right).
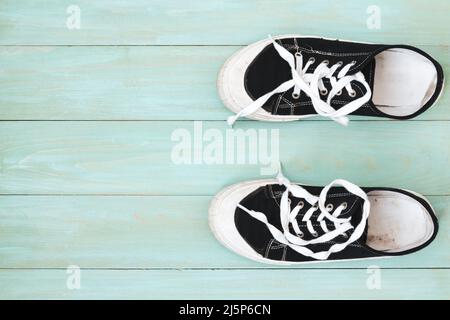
[
  {"x1": 0, "y1": 195, "x2": 448, "y2": 269},
  {"x1": 1, "y1": 0, "x2": 449, "y2": 300},
  {"x1": 0, "y1": 269, "x2": 448, "y2": 299},
  {"x1": 0, "y1": 0, "x2": 449, "y2": 45},
  {"x1": 0, "y1": 45, "x2": 448, "y2": 120},
  {"x1": 1, "y1": 121, "x2": 449, "y2": 195}
]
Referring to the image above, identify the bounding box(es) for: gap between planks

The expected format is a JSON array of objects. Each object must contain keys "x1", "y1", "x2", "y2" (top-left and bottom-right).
[
  {"x1": 0, "y1": 267, "x2": 449, "y2": 270},
  {"x1": 0, "y1": 119, "x2": 447, "y2": 122},
  {"x1": 0, "y1": 45, "x2": 448, "y2": 47},
  {"x1": 1, "y1": 194, "x2": 449, "y2": 196}
]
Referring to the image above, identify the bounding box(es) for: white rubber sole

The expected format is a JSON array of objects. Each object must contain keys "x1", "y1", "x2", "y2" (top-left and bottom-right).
[
  {"x1": 208, "y1": 179, "x2": 282, "y2": 264},
  {"x1": 208, "y1": 179, "x2": 436, "y2": 265},
  {"x1": 217, "y1": 34, "x2": 445, "y2": 122}
]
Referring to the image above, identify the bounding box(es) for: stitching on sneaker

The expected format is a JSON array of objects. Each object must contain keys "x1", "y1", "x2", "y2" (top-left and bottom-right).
[
  {"x1": 280, "y1": 42, "x2": 377, "y2": 76},
  {"x1": 273, "y1": 93, "x2": 283, "y2": 114},
  {"x1": 282, "y1": 246, "x2": 287, "y2": 261},
  {"x1": 264, "y1": 238, "x2": 274, "y2": 258},
  {"x1": 282, "y1": 43, "x2": 376, "y2": 57},
  {"x1": 277, "y1": 83, "x2": 365, "y2": 109}
]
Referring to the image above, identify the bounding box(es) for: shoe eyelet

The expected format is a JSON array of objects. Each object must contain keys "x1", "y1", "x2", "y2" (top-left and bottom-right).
[
  {"x1": 295, "y1": 52, "x2": 302, "y2": 57},
  {"x1": 297, "y1": 232, "x2": 304, "y2": 238},
  {"x1": 297, "y1": 201, "x2": 304, "y2": 209},
  {"x1": 326, "y1": 203, "x2": 334, "y2": 212},
  {"x1": 341, "y1": 202, "x2": 348, "y2": 209},
  {"x1": 312, "y1": 231, "x2": 319, "y2": 238},
  {"x1": 320, "y1": 88, "x2": 328, "y2": 96},
  {"x1": 351, "y1": 60, "x2": 357, "y2": 66},
  {"x1": 349, "y1": 90, "x2": 357, "y2": 97},
  {"x1": 336, "y1": 90, "x2": 342, "y2": 96},
  {"x1": 292, "y1": 92, "x2": 300, "y2": 99},
  {"x1": 336, "y1": 61, "x2": 343, "y2": 67},
  {"x1": 322, "y1": 59, "x2": 329, "y2": 66},
  {"x1": 308, "y1": 57, "x2": 315, "y2": 64}
]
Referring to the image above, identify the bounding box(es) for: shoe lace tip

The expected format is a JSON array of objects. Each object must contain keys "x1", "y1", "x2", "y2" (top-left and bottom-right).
[
  {"x1": 338, "y1": 117, "x2": 349, "y2": 126},
  {"x1": 227, "y1": 115, "x2": 237, "y2": 127}
]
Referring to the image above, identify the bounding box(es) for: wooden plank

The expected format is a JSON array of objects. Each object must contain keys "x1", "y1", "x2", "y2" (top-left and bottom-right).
[
  {"x1": 0, "y1": 46, "x2": 234, "y2": 121},
  {"x1": 0, "y1": 0, "x2": 449, "y2": 45},
  {"x1": 0, "y1": 45, "x2": 448, "y2": 120},
  {"x1": 0, "y1": 0, "x2": 447, "y2": 302},
  {"x1": 0, "y1": 195, "x2": 448, "y2": 269},
  {"x1": 0, "y1": 269, "x2": 448, "y2": 299},
  {"x1": 0, "y1": 121, "x2": 449, "y2": 195}
]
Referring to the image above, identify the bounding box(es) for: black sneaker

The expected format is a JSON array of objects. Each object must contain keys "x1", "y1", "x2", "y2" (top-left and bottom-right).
[
  {"x1": 209, "y1": 171, "x2": 438, "y2": 264},
  {"x1": 219, "y1": 35, "x2": 444, "y2": 126}
]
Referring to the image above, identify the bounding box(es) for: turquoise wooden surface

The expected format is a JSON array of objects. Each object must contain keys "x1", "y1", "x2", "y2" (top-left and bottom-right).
[
  {"x1": 0, "y1": 0, "x2": 449, "y2": 299},
  {"x1": 1, "y1": 269, "x2": 448, "y2": 300},
  {"x1": 1, "y1": 121, "x2": 449, "y2": 195},
  {"x1": 0, "y1": 46, "x2": 448, "y2": 120},
  {"x1": 0, "y1": 196, "x2": 449, "y2": 269},
  {"x1": 0, "y1": 0, "x2": 449, "y2": 45}
]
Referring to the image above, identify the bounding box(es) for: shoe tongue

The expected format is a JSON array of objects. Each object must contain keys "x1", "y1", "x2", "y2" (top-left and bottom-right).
[
  {"x1": 326, "y1": 191, "x2": 369, "y2": 243},
  {"x1": 360, "y1": 58, "x2": 376, "y2": 93},
  {"x1": 359, "y1": 222, "x2": 370, "y2": 244},
  {"x1": 286, "y1": 50, "x2": 379, "y2": 108},
  {"x1": 347, "y1": 197, "x2": 369, "y2": 243},
  {"x1": 268, "y1": 184, "x2": 370, "y2": 242},
  {"x1": 330, "y1": 55, "x2": 377, "y2": 105}
]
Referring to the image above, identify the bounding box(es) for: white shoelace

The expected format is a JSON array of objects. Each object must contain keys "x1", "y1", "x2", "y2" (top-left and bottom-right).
[
  {"x1": 237, "y1": 168, "x2": 370, "y2": 260},
  {"x1": 227, "y1": 36, "x2": 372, "y2": 127}
]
